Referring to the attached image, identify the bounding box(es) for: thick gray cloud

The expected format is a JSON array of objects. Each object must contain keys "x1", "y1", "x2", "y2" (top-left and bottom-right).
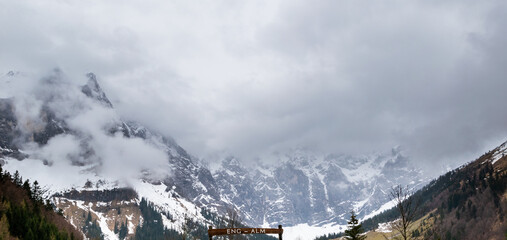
[
  {"x1": 0, "y1": 70, "x2": 171, "y2": 182},
  {"x1": 1, "y1": 0, "x2": 506, "y2": 172}
]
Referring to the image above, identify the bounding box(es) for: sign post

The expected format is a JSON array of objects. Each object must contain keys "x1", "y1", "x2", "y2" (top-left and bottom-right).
[{"x1": 208, "y1": 225, "x2": 283, "y2": 240}]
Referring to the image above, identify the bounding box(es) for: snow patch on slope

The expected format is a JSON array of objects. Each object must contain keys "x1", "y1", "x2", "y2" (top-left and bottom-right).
[
  {"x1": 67, "y1": 200, "x2": 119, "y2": 240},
  {"x1": 340, "y1": 155, "x2": 386, "y2": 183},
  {"x1": 95, "y1": 211, "x2": 118, "y2": 240},
  {"x1": 377, "y1": 221, "x2": 394, "y2": 233},
  {"x1": 132, "y1": 180, "x2": 206, "y2": 232},
  {"x1": 491, "y1": 142, "x2": 507, "y2": 165},
  {"x1": 361, "y1": 198, "x2": 397, "y2": 221},
  {"x1": 283, "y1": 223, "x2": 346, "y2": 240}
]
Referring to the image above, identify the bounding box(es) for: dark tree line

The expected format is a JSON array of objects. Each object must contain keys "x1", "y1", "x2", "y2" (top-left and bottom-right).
[
  {"x1": 82, "y1": 211, "x2": 104, "y2": 240},
  {"x1": 135, "y1": 197, "x2": 178, "y2": 239},
  {"x1": 114, "y1": 218, "x2": 129, "y2": 239},
  {"x1": 135, "y1": 199, "x2": 277, "y2": 240},
  {"x1": 0, "y1": 166, "x2": 82, "y2": 239}
]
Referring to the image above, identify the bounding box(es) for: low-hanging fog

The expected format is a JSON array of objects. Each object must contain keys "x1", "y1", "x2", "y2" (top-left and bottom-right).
[
  {"x1": 1, "y1": 0, "x2": 507, "y2": 173},
  {"x1": 0, "y1": 71, "x2": 171, "y2": 182}
]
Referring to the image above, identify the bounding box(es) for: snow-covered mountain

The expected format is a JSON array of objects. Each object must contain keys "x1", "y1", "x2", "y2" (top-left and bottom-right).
[
  {"x1": 0, "y1": 71, "x2": 426, "y2": 239},
  {"x1": 0, "y1": 70, "x2": 220, "y2": 239},
  {"x1": 213, "y1": 148, "x2": 425, "y2": 227}
]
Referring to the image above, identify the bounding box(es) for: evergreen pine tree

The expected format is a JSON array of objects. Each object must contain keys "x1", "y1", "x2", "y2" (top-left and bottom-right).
[
  {"x1": 23, "y1": 179, "x2": 31, "y2": 197},
  {"x1": 86, "y1": 211, "x2": 92, "y2": 223},
  {"x1": 32, "y1": 180, "x2": 41, "y2": 201},
  {"x1": 13, "y1": 170, "x2": 22, "y2": 185},
  {"x1": 119, "y1": 220, "x2": 128, "y2": 240},
  {"x1": 344, "y1": 211, "x2": 366, "y2": 240},
  {"x1": 114, "y1": 221, "x2": 119, "y2": 234}
]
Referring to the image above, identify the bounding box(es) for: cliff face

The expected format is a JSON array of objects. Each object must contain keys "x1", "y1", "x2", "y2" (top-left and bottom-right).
[
  {"x1": 0, "y1": 98, "x2": 26, "y2": 160},
  {"x1": 214, "y1": 150, "x2": 425, "y2": 226}
]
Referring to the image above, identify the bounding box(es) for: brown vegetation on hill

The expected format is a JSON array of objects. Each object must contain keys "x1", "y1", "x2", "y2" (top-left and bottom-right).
[
  {"x1": 394, "y1": 143, "x2": 507, "y2": 240},
  {"x1": 329, "y1": 142, "x2": 507, "y2": 240}
]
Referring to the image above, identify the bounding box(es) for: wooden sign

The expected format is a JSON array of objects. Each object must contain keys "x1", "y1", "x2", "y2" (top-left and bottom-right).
[{"x1": 208, "y1": 225, "x2": 283, "y2": 240}]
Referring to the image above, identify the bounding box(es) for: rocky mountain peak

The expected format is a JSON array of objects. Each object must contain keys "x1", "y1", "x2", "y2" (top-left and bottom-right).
[
  {"x1": 221, "y1": 156, "x2": 242, "y2": 169},
  {"x1": 81, "y1": 73, "x2": 113, "y2": 108}
]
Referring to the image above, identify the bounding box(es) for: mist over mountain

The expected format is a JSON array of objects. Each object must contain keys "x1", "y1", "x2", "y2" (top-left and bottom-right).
[
  {"x1": 0, "y1": 70, "x2": 170, "y2": 183},
  {"x1": 0, "y1": 70, "x2": 428, "y2": 239},
  {"x1": 2, "y1": 1, "x2": 507, "y2": 174},
  {"x1": 2, "y1": 1, "x2": 507, "y2": 239}
]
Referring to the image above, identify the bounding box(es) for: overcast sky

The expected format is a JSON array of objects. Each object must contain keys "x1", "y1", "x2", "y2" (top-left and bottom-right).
[{"x1": 1, "y1": 0, "x2": 506, "y2": 170}]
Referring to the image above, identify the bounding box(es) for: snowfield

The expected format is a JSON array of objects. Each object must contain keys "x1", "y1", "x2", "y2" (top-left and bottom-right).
[{"x1": 283, "y1": 223, "x2": 346, "y2": 240}]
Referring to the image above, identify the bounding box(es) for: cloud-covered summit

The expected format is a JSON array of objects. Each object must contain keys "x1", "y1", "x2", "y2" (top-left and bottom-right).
[
  {"x1": 1, "y1": 70, "x2": 170, "y2": 182},
  {"x1": 1, "y1": 0, "x2": 507, "y2": 172}
]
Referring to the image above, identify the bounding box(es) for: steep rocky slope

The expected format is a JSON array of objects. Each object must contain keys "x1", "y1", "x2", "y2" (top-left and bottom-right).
[{"x1": 214, "y1": 149, "x2": 425, "y2": 226}]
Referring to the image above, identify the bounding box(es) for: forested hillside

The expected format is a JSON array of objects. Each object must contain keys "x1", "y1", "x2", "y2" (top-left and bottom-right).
[{"x1": 0, "y1": 165, "x2": 82, "y2": 240}]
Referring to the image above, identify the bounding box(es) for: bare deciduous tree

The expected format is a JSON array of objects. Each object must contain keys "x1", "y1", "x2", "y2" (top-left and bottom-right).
[
  {"x1": 181, "y1": 214, "x2": 189, "y2": 240},
  {"x1": 226, "y1": 207, "x2": 243, "y2": 240},
  {"x1": 389, "y1": 185, "x2": 420, "y2": 240}
]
